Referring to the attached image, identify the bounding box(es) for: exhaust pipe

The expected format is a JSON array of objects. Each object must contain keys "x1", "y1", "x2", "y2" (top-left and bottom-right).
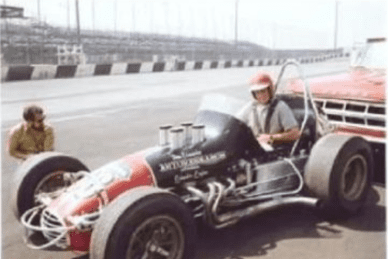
[
  {"x1": 214, "y1": 196, "x2": 319, "y2": 227},
  {"x1": 186, "y1": 185, "x2": 318, "y2": 229}
]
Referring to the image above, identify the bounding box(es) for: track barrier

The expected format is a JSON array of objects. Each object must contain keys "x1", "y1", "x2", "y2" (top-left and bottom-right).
[{"x1": 2, "y1": 54, "x2": 347, "y2": 82}]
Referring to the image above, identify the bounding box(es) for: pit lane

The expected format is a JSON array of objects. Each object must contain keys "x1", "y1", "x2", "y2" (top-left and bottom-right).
[{"x1": 1, "y1": 59, "x2": 385, "y2": 259}]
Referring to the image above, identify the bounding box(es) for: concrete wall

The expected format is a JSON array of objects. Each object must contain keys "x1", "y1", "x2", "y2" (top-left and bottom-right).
[{"x1": 1, "y1": 53, "x2": 346, "y2": 82}]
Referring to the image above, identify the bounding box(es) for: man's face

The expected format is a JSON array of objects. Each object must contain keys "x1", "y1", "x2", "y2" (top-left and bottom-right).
[
  {"x1": 253, "y1": 87, "x2": 271, "y2": 104},
  {"x1": 30, "y1": 114, "x2": 45, "y2": 131}
]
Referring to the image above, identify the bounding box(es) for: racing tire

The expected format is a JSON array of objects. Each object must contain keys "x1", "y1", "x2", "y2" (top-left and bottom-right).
[
  {"x1": 304, "y1": 134, "x2": 373, "y2": 218},
  {"x1": 12, "y1": 152, "x2": 89, "y2": 219},
  {"x1": 90, "y1": 186, "x2": 197, "y2": 259}
]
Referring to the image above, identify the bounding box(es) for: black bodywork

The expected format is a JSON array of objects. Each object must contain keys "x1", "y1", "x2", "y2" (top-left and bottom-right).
[{"x1": 144, "y1": 94, "x2": 316, "y2": 189}]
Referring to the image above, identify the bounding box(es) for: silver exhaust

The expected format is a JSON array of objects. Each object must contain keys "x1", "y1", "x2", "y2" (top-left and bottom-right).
[{"x1": 215, "y1": 196, "x2": 319, "y2": 227}]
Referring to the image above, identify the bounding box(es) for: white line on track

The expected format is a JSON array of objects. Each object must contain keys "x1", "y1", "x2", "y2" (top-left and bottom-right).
[{"x1": 1, "y1": 104, "x2": 142, "y2": 132}]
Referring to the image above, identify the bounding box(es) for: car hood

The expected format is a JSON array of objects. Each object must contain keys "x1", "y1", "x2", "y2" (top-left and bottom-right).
[{"x1": 288, "y1": 69, "x2": 385, "y2": 103}]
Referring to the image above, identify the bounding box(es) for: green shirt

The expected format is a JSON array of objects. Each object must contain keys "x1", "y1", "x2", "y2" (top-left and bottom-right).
[{"x1": 8, "y1": 122, "x2": 54, "y2": 160}]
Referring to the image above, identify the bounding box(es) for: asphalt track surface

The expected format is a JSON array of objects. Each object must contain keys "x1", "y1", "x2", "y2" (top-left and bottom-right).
[{"x1": 2, "y1": 59, "x2": 386, "y2": 259}]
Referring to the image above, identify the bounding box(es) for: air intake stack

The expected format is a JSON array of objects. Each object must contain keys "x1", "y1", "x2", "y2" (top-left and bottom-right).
[
  {"x1": 159, "y1": 125, "x2": 172, "y2": 146},
  {"x1": 192, "y1": 124, "x2": 205, "y2": 145},
  {"x1": 170, "y1": 127, "x2": 184, "y2": 150}
]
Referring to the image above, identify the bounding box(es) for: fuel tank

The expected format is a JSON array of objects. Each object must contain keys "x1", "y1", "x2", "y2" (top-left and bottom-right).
[{"x1": 145, "y1": 109, "x2": 264, "y2": 187}]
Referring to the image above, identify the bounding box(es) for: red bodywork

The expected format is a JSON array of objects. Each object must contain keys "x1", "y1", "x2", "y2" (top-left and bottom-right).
[
  {"x1": 289, "y1": 70, "x2": 385, "y2": 103},
  {"x1": 288, "y1": 69, "x2": 386, "y2": 142},
  {"x1": 48, "y1": 152, "x2": 156, "y2": 251}
]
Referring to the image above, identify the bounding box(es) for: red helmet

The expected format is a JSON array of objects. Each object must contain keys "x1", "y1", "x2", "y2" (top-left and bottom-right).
[
  {"x1": 249, "y1": 72, "x2": 276, "y2": 100},
  {"x1": 249, "y1": 72, "x2": 274, "y2": 91}
]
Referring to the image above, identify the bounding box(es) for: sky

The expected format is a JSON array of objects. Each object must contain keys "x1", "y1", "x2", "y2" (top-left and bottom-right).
[{"x1": 4, "y1": 0, "x2": 388, "y2": 49}]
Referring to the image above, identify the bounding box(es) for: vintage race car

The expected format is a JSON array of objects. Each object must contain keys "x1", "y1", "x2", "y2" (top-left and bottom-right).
[{"x1": 13, "y1": 61, "x2": 374, "y2": 259}]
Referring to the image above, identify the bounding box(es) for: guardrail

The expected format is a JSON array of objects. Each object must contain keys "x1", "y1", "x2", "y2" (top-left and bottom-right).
[{"x1": 1, "y1": 54, "x2": 347, "y2": 82}]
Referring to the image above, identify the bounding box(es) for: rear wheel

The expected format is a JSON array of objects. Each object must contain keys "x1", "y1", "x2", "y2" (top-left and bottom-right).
[
  {"x1": 339, "y1": 154, "x2": 368, "y2": 202},
  {"x1": 304, "y1": 134, "x2": 373, "y2": 218},
  {"x1": 90, "y1": 186, "x2": 197, "y2": 259}
]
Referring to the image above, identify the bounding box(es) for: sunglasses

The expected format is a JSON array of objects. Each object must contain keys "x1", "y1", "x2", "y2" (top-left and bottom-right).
[{"x1": 33, "y1": 115, "x2": 46, "y2": 123}]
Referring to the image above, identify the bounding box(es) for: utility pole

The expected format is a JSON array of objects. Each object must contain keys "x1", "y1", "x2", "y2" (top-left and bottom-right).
[
  {"x1": 92, "y1": 0, "x2": 95, "y2": 34},
  {"x1": 114, "y1": 0, "x2": 117, "y2": 35},
  {"x1": 3, "y1": 0, "x2": 9, "y2": 44},
  {"x1": 37, "y1": 0, "x2": 40, "y2": 22},
  {"x1": 37, "y1": 0, "x2": 45, "y2": 63},
  {"x1": 150, "y1": 2, "x2": 154, "y2": 34},
  {"x1": 235, "y1": 0, "x2": 238, "y2": 44},
  {"x1": 334, "y1": 0, "x2": 338, "y2": 49},
  {"x1": 75, "y1": 0, "x2": 81, "y2": 44},
  {"x1": 132, "y1": 2, "x2": 136, "y2": 33},
  {"x1": 163, "y1": 1, "x2": 169, "y2": 35},
  {"x1": 273, "y1": 22, "x2": 276, "y2": 49},
  {"x1": 67, "y1": 0, "x2": 70, "y2": 32}
]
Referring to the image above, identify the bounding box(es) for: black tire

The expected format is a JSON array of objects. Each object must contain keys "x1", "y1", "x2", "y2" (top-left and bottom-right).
[
  {"x1": 304, "y1": 134, "x2": 374, "y2": 218},
  {"x1": 12, "y1": 152, "x2": 89, "y2": 219},
  {"x1": 90, "y1": 186, "x2": 197, "y2": 259}
]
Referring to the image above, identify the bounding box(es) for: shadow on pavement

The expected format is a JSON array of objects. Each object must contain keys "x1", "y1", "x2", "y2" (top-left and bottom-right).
[
  {"x1": 194, "y1": 186, "x2": 385, "y2": 259},
  {"x1": 330, "y1": 187, "x2": 386, "y2": 232},
  {"x1": 70, "y1": 185, "x2": 385, "y2": 259}
]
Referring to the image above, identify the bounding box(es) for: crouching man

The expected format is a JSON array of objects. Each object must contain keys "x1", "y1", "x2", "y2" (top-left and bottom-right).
[{"x1": 8, "y1": 104, "x2": 54, "y2": 161}]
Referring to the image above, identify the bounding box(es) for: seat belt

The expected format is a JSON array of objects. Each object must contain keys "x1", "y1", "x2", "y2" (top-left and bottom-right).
[
  {"x1": 264, "y1": 98, "x2": 279, "y2": 134},
  {"x1": 251, "y1": 104, "x2": 261, "y2": 135}
]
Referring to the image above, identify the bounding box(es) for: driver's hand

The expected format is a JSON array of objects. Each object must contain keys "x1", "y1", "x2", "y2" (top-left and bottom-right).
[{"x1": 257, "y1": 134, "x2": 272, "y2": 145}]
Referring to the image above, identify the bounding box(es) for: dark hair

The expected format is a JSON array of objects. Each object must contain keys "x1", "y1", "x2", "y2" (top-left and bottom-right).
[{"x1": 23, "y1": 105, "x2": 44, "y2": 122}]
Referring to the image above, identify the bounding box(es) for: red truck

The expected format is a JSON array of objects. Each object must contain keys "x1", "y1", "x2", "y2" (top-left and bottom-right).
[{"x1": 289, "y1": 38, "x2": 386, "y2": 184}]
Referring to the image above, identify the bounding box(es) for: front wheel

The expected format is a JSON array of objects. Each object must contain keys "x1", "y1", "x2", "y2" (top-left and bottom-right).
[
  {"x1": 12, "y1": 152, "x2": 89, "y2": 219},
  {"x1": 304, "y1": 134, "x2": 374, "y2": 218},
  {"x1": 90, "y1": 186, "x2": 197, "y2": 259}
]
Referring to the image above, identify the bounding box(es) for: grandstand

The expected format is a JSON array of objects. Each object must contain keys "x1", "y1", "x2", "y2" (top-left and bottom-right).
[{"x1": 1, "y1": 17, "x2": 341, "y2": 66}]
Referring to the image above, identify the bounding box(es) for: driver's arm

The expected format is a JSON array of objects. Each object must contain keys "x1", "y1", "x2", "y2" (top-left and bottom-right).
[
  {"x1": 257, "y1": 101, "x2": 301, "y2": 145},
  {"x1": 268, "y1": 127, "x2": 301, "y2": 144}
]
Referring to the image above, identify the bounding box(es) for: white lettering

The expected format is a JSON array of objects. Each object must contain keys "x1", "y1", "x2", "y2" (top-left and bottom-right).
[{"x1": 159, "y1": 151, "x2": 227, "y2": 172}]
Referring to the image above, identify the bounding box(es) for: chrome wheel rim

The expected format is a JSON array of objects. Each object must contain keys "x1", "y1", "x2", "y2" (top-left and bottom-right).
[
  {"x1": 126, "y1": 215, "x2": 185, "y2": 259},
  {"x1": 34, "y1": 171, "x2": 74, "y2": 204},
  {"x1": 340, "y1": 154, "x2": 368, "y2": 201}
]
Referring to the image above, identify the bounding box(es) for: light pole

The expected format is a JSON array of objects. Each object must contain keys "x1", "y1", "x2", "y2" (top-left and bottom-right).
[
  {"x1": 75, "y1": 0, "x2": 81, "y2": 44},
  {"x1": 37, "y1": 0, "x2": 44, "y2": 63},
  {"x1": 132, "y1": 1, "x2": 136, "y2": 33},
  {"x1": 92, "y1": 0, "x2": 95, "y2": 34},
  {"x1": 334, "y1": 0, "x2": 338, "y2": 49},
  {"x1": 235, "y1": 0, "x2": 238, "y2": 44},
  {"x1": 3, "y1": 0, "x2": 9, "y2": 47},
  {"x1": 114, "y1": 0, "x2": 117, "y2": 35},
  {"x1": 67, "y1": 0, "x2": 70, "y2": 32}
]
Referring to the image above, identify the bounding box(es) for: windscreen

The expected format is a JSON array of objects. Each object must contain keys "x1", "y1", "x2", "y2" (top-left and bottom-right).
[
  {"x1": 198, "y1": 94, "x2": 247, "y2": 120},
  {"x1": 351, "y1": 41, "x2": 387, "y2": 69}
]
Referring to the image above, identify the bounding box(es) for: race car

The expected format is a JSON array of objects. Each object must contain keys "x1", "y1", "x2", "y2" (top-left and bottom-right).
[{"x1": 13, "y1": 60, "x2": 374, "y2": 259}]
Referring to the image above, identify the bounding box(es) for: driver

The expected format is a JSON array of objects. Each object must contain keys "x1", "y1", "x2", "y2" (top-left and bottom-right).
[{"x1": 239, "y1": 72, "x2": 301, "y2": 146}]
